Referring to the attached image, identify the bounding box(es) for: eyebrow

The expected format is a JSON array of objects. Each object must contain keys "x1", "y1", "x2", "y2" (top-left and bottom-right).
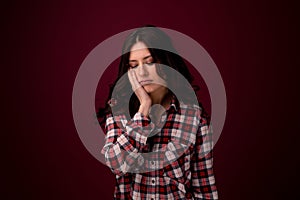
[{"x1": 129, "y1": 55, "x2": 152, "y2": 62}]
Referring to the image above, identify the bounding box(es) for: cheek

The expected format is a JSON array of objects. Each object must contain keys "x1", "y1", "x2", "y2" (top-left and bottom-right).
[
  {"x1": 146, "y1": 66, "x2": 167, "y2": 86},
  {"x1": 150, "y1": 69, "x2": 166, "y2": 82},
  {"x1": 154, "y1": 76, "x2": 167, "y2": 87},
  {"x1": 155, "y1": 64, "x2": 168, "y2": 79}
]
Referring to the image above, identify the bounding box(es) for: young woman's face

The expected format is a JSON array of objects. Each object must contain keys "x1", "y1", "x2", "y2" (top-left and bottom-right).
[{"x1": 128, "y1": 42, "x2": 167, "y2": 94}]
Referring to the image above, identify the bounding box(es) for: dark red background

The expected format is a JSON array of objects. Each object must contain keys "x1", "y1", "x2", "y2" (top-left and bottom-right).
[{"x1": 4, "y1": 0, "x2": 299, "y2": 199}]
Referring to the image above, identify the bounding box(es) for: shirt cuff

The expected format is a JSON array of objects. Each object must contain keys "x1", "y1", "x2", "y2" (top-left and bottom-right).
[{"x1": 125, "y1": 112, "x2": 155, "y2": 146}]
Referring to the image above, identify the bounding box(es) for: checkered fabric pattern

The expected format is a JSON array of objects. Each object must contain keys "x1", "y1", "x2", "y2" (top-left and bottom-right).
[{"x1": 101, "y1": 99, "x2": 218, "y2": 200}]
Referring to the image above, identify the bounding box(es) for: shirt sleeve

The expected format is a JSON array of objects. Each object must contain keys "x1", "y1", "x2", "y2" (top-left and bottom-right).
[
  {"x1": 191, "y1": 121, "x2": 218, "y2": 199},
  {"x1": 101, "y1": 112, "x2": 155, "y2": 176}
]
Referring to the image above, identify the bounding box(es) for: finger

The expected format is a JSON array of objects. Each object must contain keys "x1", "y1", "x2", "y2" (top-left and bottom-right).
[
  {"x1": 131, "y1": 70, "x2": 141, "y2": 88},
  {"x1": 129, "y1": 70, "x2": 147, "y2": 97},
  {"x1": 128, "y1": 69, "x2": 141, "y2": 91},
  {"x1": 131, "y1": 70, "x2": 149, "y2": 97},
  {"x1": 128, "y1": 70, "x2": 151, "y2": 106},
  {"x1": 127, "y1": 69, "x2": 134, "y2": 88},
  {"x1": 128, "y1": 69, "x2": 137, "y2": 91}
]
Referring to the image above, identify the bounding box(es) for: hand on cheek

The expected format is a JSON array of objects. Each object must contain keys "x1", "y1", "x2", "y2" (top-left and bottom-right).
[{"x1": 128, "y1": 69, "x2": 152, "y2": 116}]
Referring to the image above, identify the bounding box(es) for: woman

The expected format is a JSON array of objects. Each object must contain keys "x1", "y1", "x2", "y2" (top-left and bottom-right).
[{"x1": 98, "y1": 26, "x2": 218, "y2": 200}]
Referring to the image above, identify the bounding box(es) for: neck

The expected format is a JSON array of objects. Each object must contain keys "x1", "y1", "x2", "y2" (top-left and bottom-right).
[{"x1": 149, "y1": 87, "x2": 171, "y2": 108}]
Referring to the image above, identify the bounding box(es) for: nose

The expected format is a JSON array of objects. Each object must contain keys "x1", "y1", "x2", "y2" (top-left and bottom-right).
[{"x1": 137, "y1": 63, "x2": 148, "y2": 77}]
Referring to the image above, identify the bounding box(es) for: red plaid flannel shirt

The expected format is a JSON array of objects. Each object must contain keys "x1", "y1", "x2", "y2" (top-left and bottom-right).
[{"x1": 101, "y1": 99, "x2": 218, "y2": 200}]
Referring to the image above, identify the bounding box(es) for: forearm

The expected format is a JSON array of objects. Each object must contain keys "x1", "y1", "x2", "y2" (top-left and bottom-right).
[
  {"x1": 138, "y1": 102, "x2": 151, "y2": 117},
  {"x1": 192, "y1": 151, "x2": 218, "y2": 199},
  {"x1": 192, "y1": 124, "x2": 218, "y2": 199},
  {"x1": 102, "y1": 112, "x2": 154, "y2": 175}
]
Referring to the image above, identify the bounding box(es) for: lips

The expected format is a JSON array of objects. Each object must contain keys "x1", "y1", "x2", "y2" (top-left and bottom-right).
[{"x1": 139, "y1": 80, "x2": 153, "y2": 85}]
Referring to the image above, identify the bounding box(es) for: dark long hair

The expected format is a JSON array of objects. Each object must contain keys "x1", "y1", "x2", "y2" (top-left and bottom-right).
[{"x1": 97, "y1": 25, "x2": 209, "y2": 127}]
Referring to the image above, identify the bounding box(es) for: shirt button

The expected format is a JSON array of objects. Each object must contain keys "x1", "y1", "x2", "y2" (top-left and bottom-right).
[
  {"x1": 151, "y1": 160, "x2": 155, "y2": 165},
  {"x1": 138, "y1": 156, "x2": 144, "y2": 165},
  {"x1": 151, "y1": 178, "x2": 155, "y2": 185}
]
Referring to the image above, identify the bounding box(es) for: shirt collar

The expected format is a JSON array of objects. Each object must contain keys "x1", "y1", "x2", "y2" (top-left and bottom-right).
[{"x1": 166, "y1": 94, "x2": 180, "y2": 113}]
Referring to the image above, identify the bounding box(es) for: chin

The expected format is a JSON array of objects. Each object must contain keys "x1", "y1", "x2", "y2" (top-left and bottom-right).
[
  {"x1": 144, "y1": 87, "x2": 154, "y2": 93},
  {"x1": 143, "y1": 84, "x2": 163, "y2": 94}
]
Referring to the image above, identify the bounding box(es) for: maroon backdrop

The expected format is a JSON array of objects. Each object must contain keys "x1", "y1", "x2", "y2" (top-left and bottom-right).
[{"x1": 4, "y1": 0, "x2": 299, "y2": 199}]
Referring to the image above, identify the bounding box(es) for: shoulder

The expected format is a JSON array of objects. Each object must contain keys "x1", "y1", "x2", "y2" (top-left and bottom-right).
[
  {"x1": 178, "y1": 101, "x2": 208, "y2": 125},
  {"x1": 105, "y1": 112, "x2": 129, "y2": 130},
  {"x1": 178, "y1": 101, "x2": 202, "y2": 116}
]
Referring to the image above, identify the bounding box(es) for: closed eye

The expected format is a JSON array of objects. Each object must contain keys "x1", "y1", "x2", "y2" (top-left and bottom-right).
[
  {"x1": 128, "y1": 56, "x2": 155, "y2": 69},
  {"x1": 145, "y1": 62, "x2": 155, "y2": 66},
  {"x1": 129, "y1": 64, "x2": 138, "y2": 69},
  {"x1": 129, "y1": 62, "x2": 155, "y2": 69}
]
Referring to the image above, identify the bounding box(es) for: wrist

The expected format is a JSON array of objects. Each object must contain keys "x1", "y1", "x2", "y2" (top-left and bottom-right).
[{"x1": 138, "y1": 103, "x2": 151, "y2": 117}]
